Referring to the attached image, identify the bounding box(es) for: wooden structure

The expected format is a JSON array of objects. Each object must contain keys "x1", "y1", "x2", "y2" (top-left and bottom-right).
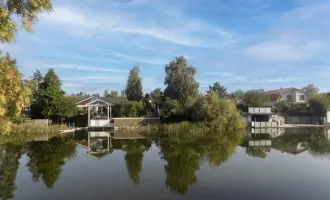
[{"x1": 76, "y1": 96, "x2": 112, "y2": 127}]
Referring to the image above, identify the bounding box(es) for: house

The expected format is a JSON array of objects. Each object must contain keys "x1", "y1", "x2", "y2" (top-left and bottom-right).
[{"x1": 267, "y1": 87, "x2": 307, "y2": 106}]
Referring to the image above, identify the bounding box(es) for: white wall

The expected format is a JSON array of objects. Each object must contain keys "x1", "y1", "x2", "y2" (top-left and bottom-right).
[
  {"x1": 90, "y1": 119, "x2": 112, "y2": 127},
  {"x1": 327, "y1": 110, "x2": 330, "y2": 124},
  {"x1": 279, "y1": 90, "x2": 307, "y2": 103}
]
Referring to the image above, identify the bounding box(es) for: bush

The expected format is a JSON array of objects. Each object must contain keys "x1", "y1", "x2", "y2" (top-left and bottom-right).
[
  {"x1": 309, "y1": 94, "x2": 330, "y2": 115},
  {"x1": 159, "y1": 98, "x2": 184, "y2": 122},
  {"x1": 274, "y1": 100, "x2": 307, "y2": 114},
  {"x1": 9, "y1": 116, "x2": 26, "y2": 124},
  {"x1": 112, "y1": 101, "x2": 144, "y2": 117}
]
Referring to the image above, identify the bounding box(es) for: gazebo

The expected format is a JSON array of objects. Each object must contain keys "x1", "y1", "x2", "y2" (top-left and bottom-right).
[{"x1": 76, "y1": 96, "x2": 112, "y2": 127}]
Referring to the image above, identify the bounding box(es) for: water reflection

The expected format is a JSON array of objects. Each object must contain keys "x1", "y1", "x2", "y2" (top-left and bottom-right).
[
  {"x1": 243, "y1": 128, "x2": 330, "y2": 158},
  {"x1": 0, "y1": 144, "x2": 21, "y2": 200},
  {"x1": 1, "y1": 128, "x2": 330, "y2": 199},
  {"x1": 27, "y1": 137, "x2": 77, "y2": 188}
]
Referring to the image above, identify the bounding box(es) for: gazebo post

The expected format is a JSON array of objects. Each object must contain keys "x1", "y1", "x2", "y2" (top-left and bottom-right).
[
  {"x1": 107, "y1": 106, "x2": 109, "y2": 121},
  {"x1": 88, "y1": 106, "x2": 90, "y2": 127}
]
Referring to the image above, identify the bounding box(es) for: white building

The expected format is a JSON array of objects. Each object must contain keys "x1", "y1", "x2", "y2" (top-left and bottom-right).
[{"x1": 267, "y1": 87, "x2": 308, "y2": 106}]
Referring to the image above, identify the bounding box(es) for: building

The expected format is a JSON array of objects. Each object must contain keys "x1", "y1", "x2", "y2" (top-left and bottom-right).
[{"x1": 267, "y1": 87, "x2": 308, "y2": 106}]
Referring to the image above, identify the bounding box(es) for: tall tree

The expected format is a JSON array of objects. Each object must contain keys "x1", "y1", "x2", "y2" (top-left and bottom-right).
[
  {"x1": 38, "y1": 69, "x2": 64, "y2": 118},
  {"x1": 164, "y1": 56, "x2": 199, "y2": 107},
  {"x1": 0, "y1": 0, "x2": 52, "y2": 43},
  {"x1": 110, "y1": 90, "x2": 118, "y2": 97},
  {"x1": 231, "y1": 89, "x2": 244, "y2": 102},
  {"x1": 241, "y1": 89, "x2": 269, "y2": 107},
  {"x1": 208, "y1": 82, "x2": 227, "y2": 98},
  {"x1": 29, "y1": 70, "x2": 44, "y2": 118},
  {"x1": 0, "y1": 53, "x2": 30, "y2": 134},
  {"x1": 125, "y1": 65, "x2": 143, "y2": 101},
  {"x1": 150, "y1": 88, "x2": 163, "y2": 105},
  {"x1": 302, "y1": 84, "x2": 319, "y2": 97}
]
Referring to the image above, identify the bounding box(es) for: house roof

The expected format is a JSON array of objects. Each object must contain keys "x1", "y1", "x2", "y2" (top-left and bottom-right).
[
  {"x1": 267, "y1": 87, "x2": 306, "y2": 102},
  {"x1": 76, "y1": 96, "x2": 127, "y2": 106}
]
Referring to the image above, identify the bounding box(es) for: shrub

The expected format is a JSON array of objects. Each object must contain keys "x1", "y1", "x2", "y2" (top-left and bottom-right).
[
  {"x1": 9, "y1": 116, "x2": 26, "y2": 124},
  {"x1": 159, "y1": 98, "x2": 184, "y2": 122},
  {"x1": 112, "y1": 101, "x2": 144, "y2": 117},
  {"x1": 308, "y1": 94, "x2": 330, "y2": 115},
  {"x1": 274, "y1": 100, "x2": 307, "y2": 114}
]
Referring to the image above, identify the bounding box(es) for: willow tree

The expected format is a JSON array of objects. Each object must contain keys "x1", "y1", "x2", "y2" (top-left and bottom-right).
[
  {"x1": 0, "y1": 54, "x2": 30, "y2": 134},
  {"x1": 164, "y1": 56, "x2": 199, "y2": 108},
  {"x1": 125, "y1": 65, "x2": 143, "y2": 101},
  {"x1": 0, "y1": 0, "x2": 52, "y2": 43}
]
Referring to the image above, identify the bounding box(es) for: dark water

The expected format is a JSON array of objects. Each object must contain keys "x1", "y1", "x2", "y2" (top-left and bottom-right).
[{"x1": 1, "y1": 128, "x2": 330, "y2": 200}]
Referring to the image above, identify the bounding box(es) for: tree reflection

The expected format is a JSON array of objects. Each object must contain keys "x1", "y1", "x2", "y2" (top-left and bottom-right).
[
  {"x1": 159, "y1": 126, "x2": 245, "y2": 195},
  {"x1": 112, "y1": 139, "x2": 152, "y2": 185},
  {"x1": 0, "y1": 144, "x2": 21, "y2": 200},
  {"x1": 27, "y1": 137, "x2": 77, "y2": 188},
  {"x1": 245, "y1": 146, "x2": 271, "y2": 159},
  {"x1": 309, "y1": 134, "x2": 330, "y2": 158}
]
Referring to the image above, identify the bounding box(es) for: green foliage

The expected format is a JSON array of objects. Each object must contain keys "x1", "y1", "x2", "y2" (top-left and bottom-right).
[
  {"x1": 0, "y1": 0, "x2": 52, "y2": 43},
  {"x1": 245, "y1": 146, "x2": 270, "y2": 159},
  {"x1": 242, "y1": 89, "x2": 269, "y2": 107},
  {"x1": 208, "y1": 82, "x2": 227, "y2": 98},
  {"x1": 112, "y1": 101, "x2": 144, "y2": 117},
  {"x1": 38, "y1": 69, "x2": 65, "y2": 118},
  {"x1": 0, "y1": 144, "x2": 21, "y2": 200},
  {"x1": 27, "y1": 137, "x2": 76, "y2": 188},
  {"x1": 302, "y1": 84, "x2": 319, "y2": 97},
  {"x1": 309, "y1": 134, "x2": 330, "y2": 158},
  {"x1": 0, "y1": 53, "x2": 31, "y2": 134},
  {"x1": 164, "y1": 56, "x2": 199, "y2": 108},
  {"x1": 58, "y1": 96, "x2": 78, "y2": 117},
  {"x1": 110, "y1": 90, "x2": 118, "y2": 97},
  {"x1": 160, "y1": 98, "x2": 184, "y2": 122},
  {"x1": 150, "y1": 88, "x2": 163, "y2": 105},
  {"x1": 9, "y1": 116, "x2": 26, "y2": 124},
  {"x1": 125, "y1": 65, "x2": 143, "y2": 101},
  {"x1": 308, "y1": 94, "x2": 330, "y2": 114},
  {"x1": 231, "y1": 90, "x2": 244, "y2": 102},
  {"x1": 274, "y1": 100, "x2": 307, "y2": 113}
]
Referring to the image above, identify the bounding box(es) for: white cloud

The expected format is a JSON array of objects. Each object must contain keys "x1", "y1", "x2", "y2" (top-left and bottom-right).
[
  {"x1": 245, "y1": 40, "x2": 324, "y2": 62},
  {"x1": 40, "y1": 4, "x2": 235, "y2": 47},
  {"x1": 44, "y1": 64, "x2": 128, "y2": 73},
  {"x1": 40, "y1": 7, "x2": 99, "y2": 28},
  {"x1": 106, "y1": 50, "x2": 168, "y2": 65}
]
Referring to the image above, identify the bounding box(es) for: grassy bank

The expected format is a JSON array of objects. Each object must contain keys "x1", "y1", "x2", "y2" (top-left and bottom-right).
[{"x1": 0, "y1": 124, "x2": 68, "y2": 145}]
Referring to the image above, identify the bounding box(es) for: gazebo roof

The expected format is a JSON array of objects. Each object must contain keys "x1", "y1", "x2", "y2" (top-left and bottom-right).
[{"x1": 76, "y1": 96, "x2": 112, "y2": 108}]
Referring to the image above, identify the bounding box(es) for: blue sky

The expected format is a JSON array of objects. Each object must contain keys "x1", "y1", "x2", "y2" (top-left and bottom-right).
[{"x1": 1, "y1": 0, "x2": 330, "y2": 94}]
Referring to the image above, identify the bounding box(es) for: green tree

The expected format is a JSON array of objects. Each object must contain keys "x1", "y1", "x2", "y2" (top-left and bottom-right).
[
  {"x1": 0, "y1": 0, "x2": 52, "y2": 43},
  {"x1": 164, "y1": 56, "x2": 199, "y2": 108},
  {"x1": 125, "y1": 65, "x2": 143, "y2": 101},
  {"x1": 27, "y1": 137, "x2": 76, "y2": 188},
  {"x1": 231, "y1": 90, "x2": 244, "y2": 102},
  {"x1": 150, "y1": 88, "x2": 163, "y2": 105},
  {"x1": 302, "y1": 84, "x2": 319, "y2": 97},
  {"x1": 38, "y1": 69, "x2": 65, "y2": 118},
  {"x1": 208, "y1": 82, "x2": 227, "y2": 98},
  {"x1": 242, "y1": 89, "x2": 269, "y2": 107},
  {"x1": 0, "y1": 53, "x2": 30, "y2": 134},
  {"x1": 110, "y1": 90, "x2": 119, "y2": 97},
  {"x1": 29, "y1": 70, "x2": 44, "y2": 118},
  {"x1": 308, "y1": 94, "x2": 330, "y2": 114},
  {"x1": 0, "y1": 144, "x2": 21, "y2": 200}
]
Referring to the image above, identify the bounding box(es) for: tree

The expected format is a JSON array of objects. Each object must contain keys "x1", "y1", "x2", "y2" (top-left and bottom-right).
[
  {"x1": 208, "y1": 82, "x2": 227, "y2": 98},
  {"x1": 164, "y1": 56, "x2": 199, "y2": 108},
  {"x1": 38, "y1": 69, "x2": 64, "y2": 118},
  {"x1": 29, "y1": 70, "x2": 44, "y2": 118},
  {"x1": 241, "y1": 89, "x2": 269, "y2": 107},
  {"x1": 308, "y1": 94, "x2": 330, "y2": 114},
  {"x1": 110, "y1": 90, "x2": 118, "y2": 97},
  {"x1": 104, "y1": 90, "x2": 109, "y2": 97},
  {"x1": 0, "y1": 53, "x2": 30, "y2": 134},
  {"x1": 302, "y1": 84, "x2": 319, "y2": 97},
  {"x1": 231, "y1": 90, "x2": 244, "y2": 102},
  {"x1": 150, "y1": 88, "x2": 163, "y2": 105},
  {"x1": 0, "y1": 0, "x2": 52, "y2": 43},
  {"x1": 125, "y1": 65, "x2": 143, "y2": 101}
]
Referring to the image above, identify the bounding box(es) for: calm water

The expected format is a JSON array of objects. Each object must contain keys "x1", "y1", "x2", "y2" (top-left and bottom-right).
[{"x1": 1, "y1": 128, "x2": 330, "y2": 200}]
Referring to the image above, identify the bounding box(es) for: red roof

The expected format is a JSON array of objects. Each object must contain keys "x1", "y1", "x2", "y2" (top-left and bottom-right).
[
  {"x1": 267, "y1": 87, "x2": 295, "y2": 94},
  {"x1": 78, "y1": 98, "x2": 92, "y2": 105}
]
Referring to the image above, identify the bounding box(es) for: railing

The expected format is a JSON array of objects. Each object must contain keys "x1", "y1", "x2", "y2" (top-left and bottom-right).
[{"x1": 248, "y1": 107, "x2": 272, "y2": 114}]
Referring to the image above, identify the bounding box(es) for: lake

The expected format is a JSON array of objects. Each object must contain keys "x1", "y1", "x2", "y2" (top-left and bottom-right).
[{"x1": 1, "y1": 128, "x2": 330, "y2": 200}]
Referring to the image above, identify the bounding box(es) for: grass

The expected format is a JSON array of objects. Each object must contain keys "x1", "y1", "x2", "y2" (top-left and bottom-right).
[{"x1": 0, "y1": 124, "x2": 68, "y2": 145}]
